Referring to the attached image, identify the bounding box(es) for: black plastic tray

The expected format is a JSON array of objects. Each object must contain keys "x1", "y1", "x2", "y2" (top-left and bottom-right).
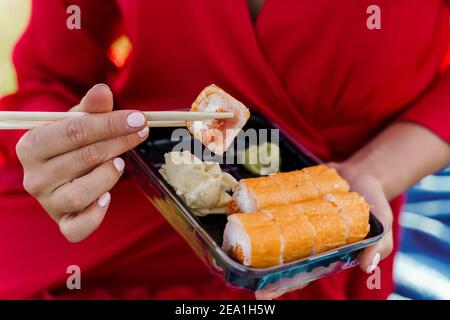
[{"x1": 126, "y1": 112, "x2": 385, "y2": 292}]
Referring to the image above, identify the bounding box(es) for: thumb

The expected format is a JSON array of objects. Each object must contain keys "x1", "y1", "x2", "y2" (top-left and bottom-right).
[{"x1": 70, "y1": 83, "x2": 114, "y2": 113}]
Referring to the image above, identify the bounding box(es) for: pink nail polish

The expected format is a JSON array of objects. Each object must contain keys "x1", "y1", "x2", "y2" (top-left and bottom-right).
[
  {"x1": 127, "y1": 112, "x2": 146, "y2": 128},
  {"x1": 368, "y1": 252, "x2": 381, "y2": 273},
  {"x1": 113, "y1": 157, "x2": 125, "y2": 172},
  {"x1": 97, "y1": 192, "x2": 111, "y2": 208},
  {"x1": 92, "y1": 83, "x2": 109, "y2": 90},
  {"x1": 137, "y1": 127, "x2": 149, "y2": 138}
]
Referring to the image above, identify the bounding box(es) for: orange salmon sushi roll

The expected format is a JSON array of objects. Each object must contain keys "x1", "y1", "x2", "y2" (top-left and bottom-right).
[
  {"x1": 262, "y1": 203, "x2": 305, "y2": 217},
  {"x1": 325, "y1": 192, "x2": 367, "y2": 208},
  {"x1": 264, "y1": 206, "x2": 315, "y2": 262},
  {"x1": 325, "y1": 193, "x2": 370, "y2": 243},
  {"x1": 304, "y1": 165, "x2": 350, "y2": 194},
  {"x1": 230, "y1": 165, "x2": 350, "y2": 213},
  {"x1": 270, "y1": 170, "x2": 319, "y2": 203},
  {"x1": 231, "y1": 176, "x2": 287, "y2": 213},
  {"x1": 297, "y1": 199, "x2": 338, "y2": 216},
  {"x1": 186, "y1": 84, "x2": 250, "y2": 155},
  {"x1": 306, "y1": 213, "x2": 348, "y2": 254},
  {"x1": 222, "y1": 212, "x2": 283, "y2": 268},
  {"x1": 341, "y1": 204, "x2": 371, "y2": 243}
]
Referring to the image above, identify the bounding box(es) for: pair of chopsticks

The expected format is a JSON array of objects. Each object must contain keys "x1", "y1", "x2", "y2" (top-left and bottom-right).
[{"x1": 0, "y1": 111, "x2": 234, "y2": 130}]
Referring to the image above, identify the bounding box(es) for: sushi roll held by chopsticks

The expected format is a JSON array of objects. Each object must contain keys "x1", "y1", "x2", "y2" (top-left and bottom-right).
[{"x1": 186, "y1": 85, "x2": 250, "y2": 155}]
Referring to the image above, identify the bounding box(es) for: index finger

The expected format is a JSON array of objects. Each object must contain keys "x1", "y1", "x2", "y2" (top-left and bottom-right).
[{"x1": 26, "y1": 110, "x2": 147, "y2": 159}]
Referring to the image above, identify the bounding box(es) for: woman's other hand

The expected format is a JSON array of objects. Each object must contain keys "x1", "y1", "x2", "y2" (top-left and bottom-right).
[
  {"x1": 255, "y1": 162, "x2": 393, "y2": 300},
  {"x1": 328, "y1": 162, "x2": 393, "y2": 273}
]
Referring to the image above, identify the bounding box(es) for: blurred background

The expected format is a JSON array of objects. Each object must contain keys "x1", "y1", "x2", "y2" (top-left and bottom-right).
[
  {"x1": 0, "y1": 0, "x2": 29, "y2": 96},
  {"x1": 1, "y1": 0, "x2": 449, "y2": 300}
]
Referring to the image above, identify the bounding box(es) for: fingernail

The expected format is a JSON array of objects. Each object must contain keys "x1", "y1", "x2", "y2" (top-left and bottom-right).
[
  {"x1": 368, "y1": 252, "x2": 381, "y2": 273},
  {"x1": 92, "y1": 83, "x2": 109, "y2": 90},
  {"x1": 137, "y1": 126, "x2": 149, "y2": 138},
  {"x1": 127, "y1": 112, "x2": 146, "y2": 128},
  {"x1": 113, "y1": 157, "x2": 125, "y2": 172},
  {"x1": 97, "y1": 192, "x2": 111, "y2": 208},
  {"x1": 88, "y1": 83, "x2": 110, "y2": 95}
]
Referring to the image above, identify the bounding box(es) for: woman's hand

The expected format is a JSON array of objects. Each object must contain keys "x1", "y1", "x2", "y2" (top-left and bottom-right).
[
  {"x1": 16, "y1": 84, "x2": 149, "y2": 242},
  {"x1": 328, "y1": 162, "x2": 393, "y2": 273},
  {"x1": 255, "y1": 162, "x2": 393, "y2": 300},
  {"x1": 257, "y1": 121, "x2": 450, "y2": 299}
]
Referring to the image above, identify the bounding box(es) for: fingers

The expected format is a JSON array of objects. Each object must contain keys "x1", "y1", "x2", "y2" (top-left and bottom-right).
[
  {"x1": 47, "y1": 158, "x2": 125, "y2": 215},
  {"x1": 43, "y1": 128, "x2": 149, "y2": 191},
  {"x1": 59, "y1": 192, "x2": 111, "y2": 243},
  {"x1": 327, "y1": 163, "x2": 394, "y2": 274},
  {"x1": 354, "y1": 176, "x2": 394, "y2": 273},
  {"x1": 359, "y1": 230, "x2": 393, "y2": 273},
  {"x1": 16, "y1": 84, "x2": 143, "y2": 243},
  {"x1": 16, "y1": 84, "x2": 113, "y2": 164},
  {"x1": 16, "y1": 84, "x2": 147, "y2": 160},
  {"x1": 19, "y1": 110, "x2": 147, "y2": 160},
  {"x1": 70, "y1": 83, "x2": 114, "y2": 113},
  {"x1": 360, "y1": 177, "x2": 393, "y2": 231}
]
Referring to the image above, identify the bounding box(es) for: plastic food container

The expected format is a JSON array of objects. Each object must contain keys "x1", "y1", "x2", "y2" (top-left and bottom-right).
[{"x1": 125, "y1": 113, "x2": 385, "y2": 295}]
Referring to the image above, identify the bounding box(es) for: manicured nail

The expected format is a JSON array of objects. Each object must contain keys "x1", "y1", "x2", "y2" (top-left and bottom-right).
[
  {"x1": 113, "y1": 157, "x2": 125, "y2": 172},
  {"x1": 127, "y1": 112, "x2": 146, "y2": 128},
  {"x1": 97, "y1": 192, "x2": 111, "y2": 208},
  {"x1": 368, "y1": 252, "x2": 381, "y2": 273},
  {"x1": 137, "y1": 126, "x2": 149, "y2": 138},
  {"x1": 92, "y1": 83, "x2": 109, "y2": 90}
]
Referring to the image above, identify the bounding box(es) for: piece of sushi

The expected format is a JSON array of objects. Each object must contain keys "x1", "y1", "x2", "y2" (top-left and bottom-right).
[
  {"x1": 229, "y1": 165, "x2": 350, "y2": 213},
  {"x1": 304, "y1": 165, "x2": 350, "y2": 194},
  {"x1": 186, "y1": 84, "x2": 250, "y2": 155},
  {"x1": 223, "y1": 197, "x2": 370, "y2": 267},
  {"x1": 222, "y1": 212, "x2": 283, "y2": 268},
  {"x1": 267, "y1": 201, "x2": 348, "y2": 255},
  {"x1": 223, "y1": 209, "x2": 346, "y2": 267},
  {"x1": 306, "y1": 214, "x2": 348, "y2": 254},
  {"x1": 231, "y1": 176, "x2": 287, "y2": 213},
  {"x1": 296, "y1": 199, "x2": 338, "y2": 216},
  {"x1": 271, "y1": 170, "x2": 319, "y2": 203},
  {"x1": 325, "y1": 192, "x2": 371, "y2": 243},
  {"x1": 325, "y1": 191, "x2": 366, "y2": 208},
  {"x1": 341, "y1": 204, "x2": 371, "y2": 243},
  {"x1": 263, "y1": 206, "x2": 315, "y2": 262}
]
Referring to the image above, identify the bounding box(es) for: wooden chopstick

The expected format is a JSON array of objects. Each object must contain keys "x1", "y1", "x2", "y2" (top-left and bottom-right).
[
  {"x1": 0, "y1": 111, "x2": 234, "y2": 122},
  {"x1": 0, "y1": 120, "x2": 187, "y2": 130}
]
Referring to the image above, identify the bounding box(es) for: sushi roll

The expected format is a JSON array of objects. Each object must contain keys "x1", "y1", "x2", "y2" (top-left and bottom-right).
[
  {"x1": 223, "y1": 195, "x2": 370, "y2": 267},
  {"x1": 271, "y1": 170, "x2": 319, "y2": 203},
  {"x1": 325, "y1": 192, "x2": 371, "y2": 243},
  {"x1": 229, "y1": 165, "x2": 350, "y2": 213},
  {"x1": 266, "y1": 201, "x2": 348, "y2": 255},
  {"x1": 304, "y1": 165, "x2": 350, "y2": 194},
  {"x1": 263, "y1": 205, "x2": 315, "y2": 262},
  {"x1": 222, "y1": 212, "x2": 283, "y2": 268},
  {"x1": 231, "y1": 176, "x2": 288, "y2": 213},
  {"x1": 306, "y1": 214, "x2": 348, "y2": 254},
  {"x1": 186, "y1": 84, "x2": 250, "y2": 155},
  {"x1": 296, "y1": 199, "x2": 338, "y2": 216},
  {"x1": 223, "y1": 208, "x2": 347, "y2": 267},
  {"x1": 325, "y1": 191, "x2": 367, "y2": 208}
]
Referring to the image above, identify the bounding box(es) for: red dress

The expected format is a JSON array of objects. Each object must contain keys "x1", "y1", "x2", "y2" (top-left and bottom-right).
[{"x1": 0, "y1": 0, "x2": 449, "y2": 299}]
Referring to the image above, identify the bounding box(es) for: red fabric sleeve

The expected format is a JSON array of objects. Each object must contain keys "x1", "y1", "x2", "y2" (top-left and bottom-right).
[
  {"x1": 0, "y1": 0, "x2": 121, "y2": 193},
  {"x1": 397, "y1": 61, "x2": 450, "y2": 144}
]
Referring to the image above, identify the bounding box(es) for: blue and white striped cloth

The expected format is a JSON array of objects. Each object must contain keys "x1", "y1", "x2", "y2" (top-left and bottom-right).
[{"x1": 391, "y1": 167, "x2": 450, "y2": 300}]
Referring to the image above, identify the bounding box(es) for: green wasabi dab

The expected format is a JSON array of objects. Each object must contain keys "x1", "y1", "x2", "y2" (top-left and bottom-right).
[{"x1": 242, "y1": 142, "x2": 281, "y2": 176}]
